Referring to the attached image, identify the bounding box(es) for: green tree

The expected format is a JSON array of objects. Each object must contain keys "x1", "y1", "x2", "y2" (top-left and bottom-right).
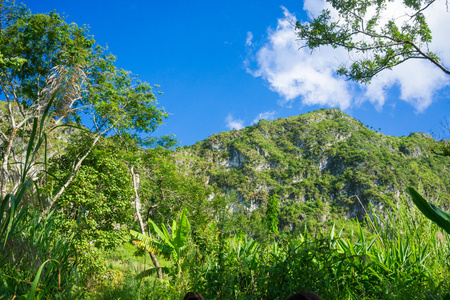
[
  {"x1": 296, "y1": 0, "x2": 449, "y2": 83},
  {"x1": 0, "y1": 1, "x2": 167, "y2": 210},
  {"x1": 138, "y1": 147, "x2": 230, "y2": 232},
  {"x1": 46, "y1": 43, "x2": 167, "y2": 212},
  {"x1": 0, "y1": 1, "x2": 93, "y2": 198},
  {"x1": 47, "y1": 137, "x2": 134, "y2": 250},
  {"x1": 101, "y1": 134, "x2": 175, "y2": 280},
  {"x1": 0, "y1": 1, "x2": 168, "y2": 284}
]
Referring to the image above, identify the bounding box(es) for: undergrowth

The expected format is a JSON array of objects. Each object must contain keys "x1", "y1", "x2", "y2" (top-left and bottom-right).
[{"x1": 93, "y1": 202, "x2": 450, "y2": 300}]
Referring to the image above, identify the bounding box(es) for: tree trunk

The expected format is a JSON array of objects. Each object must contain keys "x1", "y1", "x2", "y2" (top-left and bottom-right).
[
  {"x1": 1, "y1": 126, "x2": 16, "y2": 199},
  {"x1": 131, "y1": 165, "x2": 163, "y2": 279}
]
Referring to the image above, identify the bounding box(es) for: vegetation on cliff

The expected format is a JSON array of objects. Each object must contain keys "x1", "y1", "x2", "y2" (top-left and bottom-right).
[
  {"x1": 183, "y1": 108, "x2": 450, "y2": 235},
  {"x1": 0, "y1": 2, "x2": 449, "y2": 299}
]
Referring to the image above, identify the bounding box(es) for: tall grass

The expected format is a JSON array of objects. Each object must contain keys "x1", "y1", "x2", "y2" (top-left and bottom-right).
[
  {"x1": 0, "y1": 97, "x2": 82, "y2": 298},
  {"x1": 187, "y1": 201, "x2": 450, "y2": 299},
  {"x1": 93, "y1": 198, "x2": 449, "y2": 299}
]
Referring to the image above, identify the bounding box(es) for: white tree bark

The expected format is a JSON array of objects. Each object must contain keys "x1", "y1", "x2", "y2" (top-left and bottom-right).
[{"x1": 130, "y1": 165, "x2": 163, "y2": 279}]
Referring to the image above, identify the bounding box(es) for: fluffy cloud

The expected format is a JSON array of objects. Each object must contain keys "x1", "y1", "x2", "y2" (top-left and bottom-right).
[
  {"x1": 225, "y1": 114, "x2": 245, "y2": 130},
  {"x1": 252, "y1": 111, "x2": 276, "y2": 124},
  {"x1": 248, "y1": 1, "x2": 450, "y2": 112},
  {"x1": 247, "y1": 5, "x2": 352, "y2": 109}
]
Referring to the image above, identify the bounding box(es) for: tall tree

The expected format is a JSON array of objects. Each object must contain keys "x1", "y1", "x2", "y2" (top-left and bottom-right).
[
  {"x1": 106, "y1": 134, "x2": 166, "y2": 279},
  {"x1": 0, "y1": 1, "x2": 92, "y2": 197},
  {"x1": 0, "y1": 1, "x2": 167, "y2": 209},
  {"x1": 296, "y1": 0, "x2": 448, "y2": 83},
  {"x1": 47, "y1": 137, "x2": 134, "y2": 250}
]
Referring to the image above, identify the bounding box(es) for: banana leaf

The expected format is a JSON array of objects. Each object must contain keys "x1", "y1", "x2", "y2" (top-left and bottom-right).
[{"x1": 406, "y1": 187, "x2": 450, "y2": 235}]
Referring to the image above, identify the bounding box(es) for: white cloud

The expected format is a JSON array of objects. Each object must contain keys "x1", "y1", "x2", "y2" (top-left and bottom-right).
[
  {"x1": 247, "y1": 1, "x2": 450, "y2": 112},
  {"x1": 246, "y1": 31, "x2": 253, "y2": 47},
  {"x1": 252, "y1": 111, "x2": 276, "y2": 124},
  {"x1": 247, "y1": 6, "x2": 352, "y2": 109},
  {"x1": 225, "y1": 114, "x2": 245, "y2": 130},
  {"x1": 365, "y1": 60, "x2": 449, "y2": 111}
]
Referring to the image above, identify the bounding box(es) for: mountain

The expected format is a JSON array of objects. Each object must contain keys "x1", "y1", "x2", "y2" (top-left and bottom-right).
[{"x1": 180, "y1": 108, "x2": 450, "y2": 231}]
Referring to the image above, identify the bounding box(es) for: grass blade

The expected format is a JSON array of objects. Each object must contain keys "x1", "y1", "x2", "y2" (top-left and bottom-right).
[{"x1": 28, "y1": 259, "x2": 56, "y2": 300}]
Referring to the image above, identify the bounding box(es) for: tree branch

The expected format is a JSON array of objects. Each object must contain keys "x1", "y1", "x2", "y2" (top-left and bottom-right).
[{"x1": 406, "y1": 40, "x2": 450, "y2": 75}]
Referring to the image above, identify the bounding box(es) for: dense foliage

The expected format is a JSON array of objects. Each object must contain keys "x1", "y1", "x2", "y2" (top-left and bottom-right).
[
  {"x1": 101, "y1": 204, "x2": 450, "y2": 300},
  {"x1": 183, "y1": 108, "x2": 450, "y2": 236},
  {"x1": 0, "y1": 2, "x2": 449, "y2": 299},
  {"x1": 48, "y1": 138, "x2": 134, "y2": 250}
]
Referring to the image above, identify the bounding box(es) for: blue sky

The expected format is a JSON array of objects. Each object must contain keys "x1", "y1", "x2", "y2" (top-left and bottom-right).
[{"x1": 25, "y1": 0, "x2": 450, "y2": 146}]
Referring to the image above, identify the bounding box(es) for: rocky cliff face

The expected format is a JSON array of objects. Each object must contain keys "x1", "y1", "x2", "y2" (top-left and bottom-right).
[{"x1": 181, "y1": 108, "x2": 450, "y2": 229}]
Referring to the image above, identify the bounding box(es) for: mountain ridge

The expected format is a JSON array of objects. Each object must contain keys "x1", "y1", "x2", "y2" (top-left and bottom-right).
[{"x1": 180, "y1": 108, "x2": 450, "y2": 231}]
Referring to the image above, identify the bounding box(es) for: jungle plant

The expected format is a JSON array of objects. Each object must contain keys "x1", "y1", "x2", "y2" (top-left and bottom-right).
[
  {"x1": 407, "y1": 185, "x2": 450, "y2": 298},
  {"x1": 130, "y1": 208, "x2": 191, "y2": 278},
  {"x1": 407, "y1": 187, "x2": 450, "y2": 235},
  {"x1": 189, "y1": 201, "x2": 450, "y2": 299}
]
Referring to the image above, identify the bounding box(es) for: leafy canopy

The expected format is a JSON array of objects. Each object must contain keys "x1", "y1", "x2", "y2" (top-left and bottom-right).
[
  {"x1": 0, "y1": 1, "x2": 168, "y2": 210},
  {"x1": 47, "y1": 137, "x2": 134, "y2": 250},
  {"x1": 0, "y1": 0, "x2": 167, "y2": 139},
  {"x1": 296, "y1": 0, "x2": 449, "y2": 83}
]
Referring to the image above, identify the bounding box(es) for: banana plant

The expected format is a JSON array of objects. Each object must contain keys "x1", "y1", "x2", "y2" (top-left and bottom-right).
[
  {"x1": 130, "y1": 208, "x2": 191, "y2": 278},
  {"x1": 406, "y1": 187, "x2": 450, "y2": 235}
]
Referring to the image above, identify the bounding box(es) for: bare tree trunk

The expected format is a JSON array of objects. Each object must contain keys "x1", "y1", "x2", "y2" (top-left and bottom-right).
[
  {"x1": 131, "y1": 166, "x2": 146, "y2": 233},
  {"x1": 1, "y1": 127, "x2": 16, "y2": 199},
  {"x1": 131, "y1": 165, "x2": 163, "y2": 279},
  {"x1": 0, "y1": 112, "x2": 33, "y2": 199}
]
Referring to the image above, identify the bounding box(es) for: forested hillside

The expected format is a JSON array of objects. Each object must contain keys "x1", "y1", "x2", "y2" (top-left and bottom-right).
[
  {"x1": 1, "y1": 2, "x2": 450, "y2": 299},
  {"x1": 183, "y1": 108, "x2": 450, "y2": 232}
]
